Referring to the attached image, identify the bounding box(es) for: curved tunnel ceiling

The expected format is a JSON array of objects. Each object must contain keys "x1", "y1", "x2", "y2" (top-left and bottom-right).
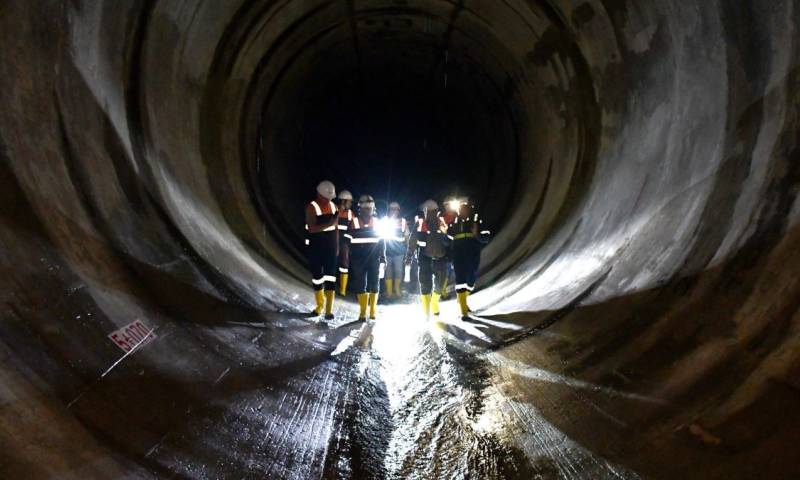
[{"x1": 1, "y1": 0, "x2": 799, "y2": 478}]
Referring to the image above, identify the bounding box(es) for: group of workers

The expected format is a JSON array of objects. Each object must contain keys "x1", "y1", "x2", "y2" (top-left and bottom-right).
[{"x1": 305, "y1": 180, "x2": 490, "y2": 322}]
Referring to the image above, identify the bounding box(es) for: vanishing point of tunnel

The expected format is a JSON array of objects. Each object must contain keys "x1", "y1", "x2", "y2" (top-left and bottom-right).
[{"x1": 1, "y1": 1, "x2": 800, "y2": 479}]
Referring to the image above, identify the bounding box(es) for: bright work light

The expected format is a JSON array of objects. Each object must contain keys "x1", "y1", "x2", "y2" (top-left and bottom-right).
[{"x1": 376, "y1": 216, "x2": 396, "y2": 240}]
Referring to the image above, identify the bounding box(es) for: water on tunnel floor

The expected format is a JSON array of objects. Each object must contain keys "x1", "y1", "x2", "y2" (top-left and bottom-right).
[
  {"x1": 2, "y1": 0, "x2": 800, "y2": 479},
  {"x1": 321, "y1": 305, "x2": 637, "y2": 480}
]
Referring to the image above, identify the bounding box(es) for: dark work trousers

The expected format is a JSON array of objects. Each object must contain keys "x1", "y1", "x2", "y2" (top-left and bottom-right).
[
  {"x1": 307, "y1": 238, "x2": 338, "y2": 291},
  {"x1": 384, "y1": 254, "x2": 404, "y2": 279},
  {"x1": 452, "y1": 239, "x2": 481, "y2": 292},
  {"x1": 350, "y1": 254, "x2": 381, "y2": 294},
  {"x1": 418, "y1": 254, "x2": 449, "y2": 295}
]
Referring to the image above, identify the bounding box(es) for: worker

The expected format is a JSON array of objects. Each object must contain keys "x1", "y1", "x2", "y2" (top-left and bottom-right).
[
  {"x1": 382, "y1": 201, "x2": 408, "y2": 299},
  {"x1": 343, "y1": 195, "x2": 385, "y2": 321},
  {"x1": 305, "y1": 180, "x2": 339, "y2": 319},
  {"x1": 336, "y1": 190, "x2": 354, "y2": 295},
  {"x1": 438, "y1": 197, "x2": 460, "y2": 299},
  {"x1": 406, "y1": 200, "x2": 450, "y2": 317},
  {"x1": 447, "y1": 200, "x2": 484, "y2": 319}
]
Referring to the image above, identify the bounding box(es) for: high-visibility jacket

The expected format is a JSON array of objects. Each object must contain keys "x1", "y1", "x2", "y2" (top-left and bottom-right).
[
  {"x1": 447, "y1": 212, "x2": 480, "y2": 240},
  {"x1": 345, "y1": 216, "x2": 384, "y2": 259},
  {"x1": 305, "y1": 199, "x2": 337, "y2": 247},
  {"x1": 337, "y1": 208, "x2": 354, "y2": 232},
  {"x1": 383, "y1": 215, "x2": 408, "y2": 257},
  {"x1": 407, "y1": 216, "x2": 448, "y2": 260},
  {"x1": 448, "y1": 211, "x2": 492, "y2": 245}
]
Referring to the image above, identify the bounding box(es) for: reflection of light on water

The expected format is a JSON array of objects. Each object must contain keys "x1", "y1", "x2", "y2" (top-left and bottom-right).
[
  {"x1": 490, "y1": 356, "x2": 666, "y2": 405},
  {"x1": 369, "y1": 304, "x2": 429, "y2": 412},
  {"x1": 367, "y1": 304, "x2": 514, "y2": 477},
  {"x1": 357, "y1": 304, "x2": 643, "y2": 479}
]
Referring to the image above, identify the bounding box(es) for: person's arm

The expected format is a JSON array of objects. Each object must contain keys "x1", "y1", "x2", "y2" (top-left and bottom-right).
[
  {"x1": 342, "y1": 219, "x2": 354, "y2": 266},
  {"x1": 341, "y1": 238, "x2": 348, "y2": 266},
  {"x1": 405, "y1": 232, "x2": 417, "y2": 265},
  {"x1": 438, "y1": 217, "x2": 448, "y2": 234},
  {"x1": 334, "y1": 225, "x2": 340, "y2": 257},
  {"x1": 305, "y1": 205, "x2": 338, "y2": 233}
]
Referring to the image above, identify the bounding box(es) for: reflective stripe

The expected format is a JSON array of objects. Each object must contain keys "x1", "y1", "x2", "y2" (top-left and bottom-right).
[
  {"x1": 455, "y1": 283, "x2": 469, "y2": 290},
  {"x1": 305, "y1": 239, "x2": 310, "y2": 245},
  {"x1": 337, "y1": 225, "x2": 348, "y2": 230},
  {"x1": 305, "y1": 224, "x2": 309, "y2": 230},
  {"x1": 466, "y1": 284, "x2": 475, "y2": 291},
  {"x1": 348, "y1": 210, "x2": 353, "y2": 220},
  {"x1": 339, "y1": 267, "x2": 348, "y2": 273},
  {"x1": 474, "y1": 213, "x2": 479, "y2": 221},
  {"x1": 454, "y1": 233, "x2": 475, "y2": 240},
  {"x1": 480, "y1": 230, "x2": 491, "y2": 235},
  {"x1": 447, "y1": 235, "x2": 454, "y2": 240},
  {"x1": 351, "y1": 237, "x2": 380, "y2": 244},
  {"x1": 417, "y1": 241, "x2": 427, "y2": 247},
  {"x1": 323, "y1": 275, "x2": 337, "y2": 283},
  {"x1": 311, "y1": 200, "x2": 336, "y2": 215},
  {"x1": 312, "y1": 277, "x2": 325, "y2": 285},
  {"x1": 344, "y1": 234, "x2": 353, "y2": 240},
  {"x1": 322, "y1": 225, "x2": 336, "y2": 232},
  {"x1": 352, "y1": 217, "x2": 361, "y2": 229}
]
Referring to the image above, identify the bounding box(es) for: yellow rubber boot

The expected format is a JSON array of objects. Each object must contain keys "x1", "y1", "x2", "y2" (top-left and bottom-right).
[
  {"x1": 394, "y1": 278, "x2": 402, "y2": 296},
  {"x1": 324, "y1": 290, "x2": 335, "y2": 318},
  {"x1": 431, "y1": 293, "x2": 441, "y2": 316},
  {"x1": 421, "y1": 294, "x2": 431, "y2": 316},
  {"x1": 313, "y1": 290, "x2": 325, "y2": 315},
  {"x1": 357, "y1": 293, "x2": 369, "y2": 319},
  {"x1": 385, "y1": 279, "x2": 393, "y2": 299},
  {"x1": 369, "y1": 293, "x2": 378, "y2": 319},
  {"x1": 457, "y1": 291, "x2": 469, "y2": 316},
  {"x1": 339, "y1": 273, "x2": 349, "y2": 296}
]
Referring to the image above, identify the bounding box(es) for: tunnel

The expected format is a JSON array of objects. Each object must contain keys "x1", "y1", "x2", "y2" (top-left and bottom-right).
[{"x1": 1, "y1": 0, "x2": 799, "y2": 478}]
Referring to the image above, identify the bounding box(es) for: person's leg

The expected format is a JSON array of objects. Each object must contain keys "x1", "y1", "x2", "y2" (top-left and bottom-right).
[
  {"x1": 440, "y1": 263, "x2": 450, "y2": 299},
  {"x1": 382, "y1": 256, "x2": 392, "y2": 299},
  {"x1": 453, "y1": 249, "x2": 470, "y2": 316},
  {"x1": 431, "y1": 259, "x2": 450, "y2": 316},
  {"x1": 351, "y1": 260, "x2": 369, "y2": 319},
  {"x1": 385, "y1": 278, "x2": 393, "y2": 299},
  {"x1": 367, "y1": 257, "x2": 379, "y2": 319},
  {"x1": 465, "y1": 243, "x2": 481, "y2": 309},
  {"x1": 418, "y1": 256, "x2": 433, "y2": 315},
  {"x1": 323, "y1": 249, "x2": 338, "y2": 318},
  {"x1": 339, "y1": 265, "x2": 349, "y2": 296},
  {"x1": 308, "y1": 247, "x2": 326, "y2": 314},
  {"x1": 391, "y1": 255, "x2": 403, "y2": 296}
]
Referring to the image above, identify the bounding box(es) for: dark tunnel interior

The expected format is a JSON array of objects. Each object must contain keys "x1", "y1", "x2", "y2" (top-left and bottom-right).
[{"x1": 1, "y1": 1, "x2": 800, "y2": 479}]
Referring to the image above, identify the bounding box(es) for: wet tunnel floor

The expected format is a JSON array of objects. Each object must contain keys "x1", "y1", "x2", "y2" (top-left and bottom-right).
[{"x1": 108, "y1": 300, "x2": 654, "y2": 480}]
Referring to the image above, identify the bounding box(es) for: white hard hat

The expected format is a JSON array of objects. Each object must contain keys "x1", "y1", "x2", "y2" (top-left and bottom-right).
[
  {"x1": 337, "y1": 190, "x2": 353, "y2": 201},
  {"x1": 388, "y1": 201, "x2": 400, "y2": 210},
  {"x1": 316, "y1": 180, "x2": 336, "y2": 200},
  {"x1": 359, "y1": 194, "x2": 375, "y2": 209},
  {"x1": 421, "y1": 199, "x2": 438, "y2": 212}
]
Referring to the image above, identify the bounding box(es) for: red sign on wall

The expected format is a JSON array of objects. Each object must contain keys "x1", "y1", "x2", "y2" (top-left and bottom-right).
[{"x1": 108, "y1": 319, "x2": 156, "y2": 353}]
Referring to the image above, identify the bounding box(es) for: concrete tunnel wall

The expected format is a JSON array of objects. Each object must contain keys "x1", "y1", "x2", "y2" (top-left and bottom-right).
[{"x1": 1, "y1": 0, "x2": 799, "y2": 478}]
